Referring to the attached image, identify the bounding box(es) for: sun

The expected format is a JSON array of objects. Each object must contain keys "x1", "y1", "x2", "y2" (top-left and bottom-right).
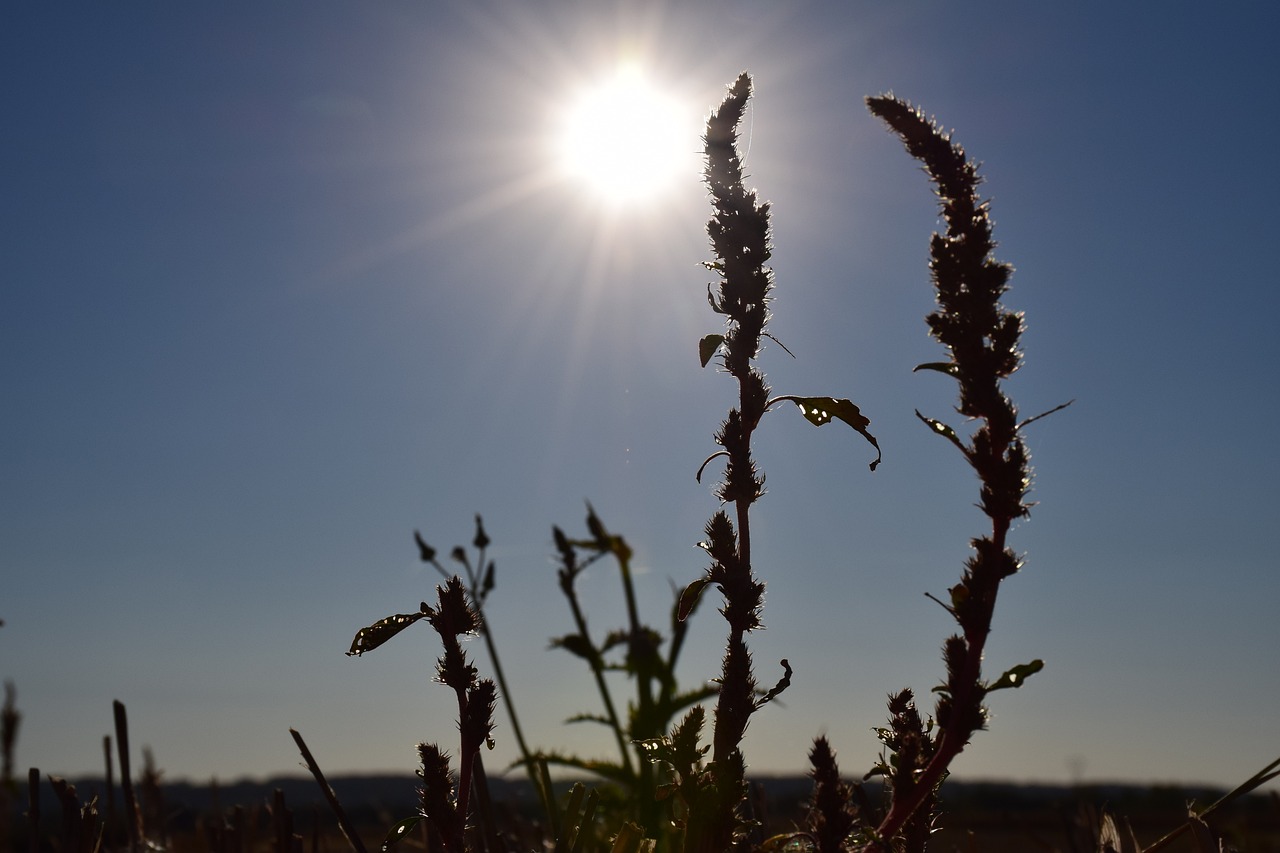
[{"x1": 555, "y1": 64, "x2": 697, "y2": 205}]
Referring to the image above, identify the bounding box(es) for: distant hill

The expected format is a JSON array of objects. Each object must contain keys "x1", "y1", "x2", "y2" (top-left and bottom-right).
[
  {"x1": 12, "y1": 772, "x2": 1275, "y2": 848},
  {"x1": 13, "y1": 771, "x2": 1245, "y2": 819}
]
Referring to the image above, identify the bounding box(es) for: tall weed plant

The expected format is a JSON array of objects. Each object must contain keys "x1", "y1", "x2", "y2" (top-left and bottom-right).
[{"x1": 337, "y1": 74, "x2": 1278, "y2": 853}]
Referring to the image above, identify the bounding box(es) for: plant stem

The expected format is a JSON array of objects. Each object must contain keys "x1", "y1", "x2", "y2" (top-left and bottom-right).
[
  {"x1": 863, "y1": 93, "x2": 1048, "y2": 848},
  {"x1": 113, "y1": 699, "x2": 142, "y2": 851},
  {"x1": 474, "y1": 614, "x2": 536, "y2": 777},
  {"x1": 290, "y1": 728, "x2": 370, "y2": 853},
  {"x1": 561, "y1": 574, "x2": 635, "y2": 776}
]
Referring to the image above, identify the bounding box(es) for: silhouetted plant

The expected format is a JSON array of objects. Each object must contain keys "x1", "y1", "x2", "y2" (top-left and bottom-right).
[
  {"x1": 528, "y1": 505, "x2": 718, "y2": 849},
  {"x1": 348, "y1": 576, "x2": 498, "y2": 853},
  {"x1": 416, "y1": 516, "x2": 539, "y2": 783},
  {"x1": 803, "y1": 737, "x2": 869, "y2": 853},
  {"x1": 315, "y1": 73, "x2": 1280, "y2": 853},
  {"x1": 834, "y1": 93, "x2": 1065, "y2": 852},
  {"x1": 643, "y1": 72, "x2": 881, "y2": 853},
  {"x1": 0, "y1": 678, "x2": 18, "y2": 849}
]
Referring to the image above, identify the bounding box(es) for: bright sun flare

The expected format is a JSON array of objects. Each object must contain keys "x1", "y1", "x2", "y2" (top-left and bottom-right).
[{"x1": 556, "y1": 65, "x2": 695, "y2": 205}]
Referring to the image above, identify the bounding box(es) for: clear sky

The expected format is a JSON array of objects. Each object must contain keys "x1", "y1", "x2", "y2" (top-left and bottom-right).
[{"x1": 4, "y1": 3, "x2": 1278, "y2": 791}]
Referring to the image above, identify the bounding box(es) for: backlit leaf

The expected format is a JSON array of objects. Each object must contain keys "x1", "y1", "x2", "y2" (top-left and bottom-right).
[
  {"x1": 915, "y1": 410, "x2": 967, "y2": 453},
  {"x1": 346, "y1": 611, "x2": 428, "y2": 657},
  {"x1": 772, "y1": 396, "x2": 882, "y2": 471},
  {"x1": 381, "y1": 816, "x2": 425, "y2": 851},
  {"x1": 985, "y1": 659, "x2": 1044, "y2": 692},
  {"x1": 549, "y1": 633, "x2": 596, "y2": 662},
  {"x1": 699, "y1": 334, "x2": 725, "y2": 367},
  {"x1": 677, "y1": 578, "x2": 711, "y2": 622}
]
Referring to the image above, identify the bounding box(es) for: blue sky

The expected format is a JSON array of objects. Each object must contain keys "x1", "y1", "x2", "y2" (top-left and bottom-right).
[{"x1": 4, "y1": 2, "x2": 1278, "y2": 790}]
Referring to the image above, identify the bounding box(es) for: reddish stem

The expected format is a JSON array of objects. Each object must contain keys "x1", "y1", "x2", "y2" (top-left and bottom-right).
[{"x1": 865, "y1": 517, "x2": 1010, "y2": 850}]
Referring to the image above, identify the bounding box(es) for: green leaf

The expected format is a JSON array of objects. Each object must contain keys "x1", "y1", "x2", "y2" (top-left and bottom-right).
[
  {"x1": 600, "y1": 629, "x2": 629, "y2": 655},
  {"x1": 381, "y1": 815, "x2": 425, "y2": 851},
  {"x1": 772, "y1": 396, "x2": 883, "y2": 471},
  {"x1": 915, "y1": 410, "x2": 967, "y2": 453},
  {"x1": 913, "y1": 361, "x2": 959, "y2": 376},
  {"x1": 986, "y1": 659, "x2": 1044, "y2": 692},
  {"x1": 699, "y1": 334, "x2": 725, "y2": 368},
  {"x1": 677, "y1": 577, "x2": 711, "y2": 622},
  {"x1": 346, "y1": 610, "x2": 428, "y2": 657},
  {"x1": 549, "y1": 633, "x2": 597, "y2": 662},
  {"x1": 516, "y1": 752, "x2": 633, "y2": 785}
]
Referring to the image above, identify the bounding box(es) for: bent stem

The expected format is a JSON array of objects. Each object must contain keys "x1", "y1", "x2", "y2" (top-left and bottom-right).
[{"x1": 862, "y1": 94, "x2": 1053, "y2": 848}]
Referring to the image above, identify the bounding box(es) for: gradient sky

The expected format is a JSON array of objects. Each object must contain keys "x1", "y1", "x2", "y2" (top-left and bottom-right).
[{"x1": 4, "y1": 3, "x2": 1278, "y2": 790}]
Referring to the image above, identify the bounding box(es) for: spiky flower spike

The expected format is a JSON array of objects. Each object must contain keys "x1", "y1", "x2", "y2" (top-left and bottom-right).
[
  {"x1": 862, "y1": 95, "x2": 1056, "y2": 849},
  {"x1": 416, "y1": 742, "x2": 462, "y2": 852},
  {"x1": 806, "y1": 736, "x2": 864, "y2": 853},
  {"x1": 687, "y1": 72, "x2": 776, "y2": 853},
  {"x1": 419, "y1": 576, "x2": 496, "y2": 844}
]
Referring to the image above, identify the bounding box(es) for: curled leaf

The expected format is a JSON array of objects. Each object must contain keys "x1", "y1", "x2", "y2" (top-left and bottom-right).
[
  {"x1": 769, "y1": 395, "x2": 882, "y2": 471},
  {"x1": 346, "y1": 611, "x2": 428, "y2": 657},
  {"x1": 913, "y1": 361, "x2": 959, "y2": 377},
  {"x1": 755, "y1": 658, "x2": 793, "y2": 709},
  {"x1": 695, "y1": 450, "x2": 730, "y2": 483}
]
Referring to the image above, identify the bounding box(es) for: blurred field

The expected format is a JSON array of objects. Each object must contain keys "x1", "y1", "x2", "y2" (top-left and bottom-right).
[{"x1": 8, "y1": 773, "x2": 1279, "y2": 852}]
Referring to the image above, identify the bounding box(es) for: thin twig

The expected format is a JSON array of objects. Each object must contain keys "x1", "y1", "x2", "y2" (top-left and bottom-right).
[{"x1": 289, "y1": 728, "x2": 370, "y2": 853}]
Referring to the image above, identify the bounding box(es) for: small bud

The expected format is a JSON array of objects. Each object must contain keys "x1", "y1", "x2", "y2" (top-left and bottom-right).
[{"x1": 414, "y1": 531, "x2": 436, "y2": 563}]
